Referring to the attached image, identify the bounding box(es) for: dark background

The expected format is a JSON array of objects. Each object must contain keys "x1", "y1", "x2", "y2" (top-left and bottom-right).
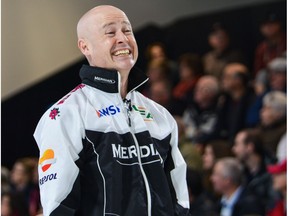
[{"x1": 2, "y1": 1, "x2": 286, "y2": 169}]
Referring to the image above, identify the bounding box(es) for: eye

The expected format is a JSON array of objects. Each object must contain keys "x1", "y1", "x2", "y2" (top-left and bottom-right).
[
  {"x1": 123, "y1": 29, "x2": 132, "y2": 34},
  {"x1": 106, "y1": 32, "x2": 115, "y2": 36}
]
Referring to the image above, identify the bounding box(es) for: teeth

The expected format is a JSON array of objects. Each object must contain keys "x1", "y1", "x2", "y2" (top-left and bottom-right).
[{"x1": 114, "y1": 49, "x2": 130, "y2": 56}]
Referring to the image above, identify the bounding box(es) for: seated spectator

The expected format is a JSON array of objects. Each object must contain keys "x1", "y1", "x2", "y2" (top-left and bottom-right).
[
  {"x1": 10, "y1": 158, "x2": 41, "y2": 216},
  {"x1": 145, "y1": 42, "x2": 178, "y2": 86},
  {"x1": 1, "y1": 192, "x2": 29, "y2": 216},
  {"x1": 247, "y1": 57, "x2": 286, "y2": 127},
  {"x1": 172, "y1": 53, "x2": 203, "y2": 115},
  {"x1": 182, "y1": 75, "x2": 220, "y2": 144},
  {"x1": 232, "y1": 129, "x2": 278, "y2": 211},
  {"x1": 202, "y1": 140, "x2": 232, "y2": 196},
  {"x1": 142, "y1": 59, "x2": 171, "y2": 97},
  {"x1": 247, "y1": 57, "x2": 287, "y2": 127},
  {"x1": 255, "y1": 56, "x2": 286, "y2": 96},
  {"x1": 254, "y1": 13, "x2": 286, "y2": 76},
  {"x1": 187, "y1": 169, "x2": 218, "y2": 216},
  {"x1": 267, "y1": 159, "x2": 287, "y2": 216},
  {"x1": 149, "y1": 80, "x2": 175, "y2": 114},
  {"x1": 211, "y1": 157, "x2": 265, "y2": 216},
  {"x1": 259, "y1": 91, "x2": 286, "y2": 163},
  {"x1": 203, "y1": 22, "x2": 245, "y2": 80},
  {"x1": 216, "y1": 62, "x2": 256, "y2": 144}
]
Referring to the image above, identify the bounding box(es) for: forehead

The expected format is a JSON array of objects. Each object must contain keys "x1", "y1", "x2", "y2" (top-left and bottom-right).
[{"x1": 95, "y1": 9, "x2": 131, "y2": 28}]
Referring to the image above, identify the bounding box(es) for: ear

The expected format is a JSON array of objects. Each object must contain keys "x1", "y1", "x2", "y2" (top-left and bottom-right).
[{"x1": 78, "y1": 39, "x2": 90, "y2": 56}]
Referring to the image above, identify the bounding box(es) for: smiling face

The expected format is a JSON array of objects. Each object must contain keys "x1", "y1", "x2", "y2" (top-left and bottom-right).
[{"x1": 77, "y1": 6, "x2": 138, "y2": 74}]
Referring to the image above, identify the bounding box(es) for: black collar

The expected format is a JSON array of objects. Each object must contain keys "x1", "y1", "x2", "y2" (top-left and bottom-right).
[{"x1": 79, "y1": 65, "x2": 148, "y2": 93}]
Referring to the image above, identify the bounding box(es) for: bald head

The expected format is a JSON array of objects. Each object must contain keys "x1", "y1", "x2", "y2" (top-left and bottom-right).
[
  {"x1": 77, "y1": 5, "x2": 129, "y2": 39},
  {"x1": 76, "y1": 5, "x2": 138, "y2": 74}
]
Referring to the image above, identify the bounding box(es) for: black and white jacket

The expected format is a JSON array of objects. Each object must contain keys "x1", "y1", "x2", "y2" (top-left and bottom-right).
[{"x1": 34, "y1": 65, "x2": 190, "y2": 216}]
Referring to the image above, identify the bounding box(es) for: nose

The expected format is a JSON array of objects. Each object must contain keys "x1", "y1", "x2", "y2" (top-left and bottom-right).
[{"x1": 116, "y1": 31, "x2": 128, "y2": 44}]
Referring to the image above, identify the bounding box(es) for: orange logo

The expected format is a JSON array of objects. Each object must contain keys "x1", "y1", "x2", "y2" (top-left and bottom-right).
[{"x1": 39, "y1": 149, "x2": 57, "y2": 172}]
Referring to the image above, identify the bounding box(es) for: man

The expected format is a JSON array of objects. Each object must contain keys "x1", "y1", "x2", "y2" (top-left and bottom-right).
[
  {"x1": 267, "y1": 159, "x2": 287, "y2": 216},
  {"x1": 260, "y1": 91, "x2": 286, "y2": 162},
  {"x1": 182, "y1": 75, "x2": 219, "y2": 144},
  {"x1": 202, "y1": 23, "x2": 244, "y2": 80},
  {"x1": 216, "y1": 62, "x2": 255, "y2": 144},
  {"x1": 211, "y1": 157, "x2": 265, "y2": 216},
  {"x1": 34, "y1": 5, "x2": 189, "y2": 216},
  {"x1": 232, "y1": 129, "x2": 277, "y2": 211},
  {"x1": 254, "y1": 13, "x2": 286, "y2": 75}
]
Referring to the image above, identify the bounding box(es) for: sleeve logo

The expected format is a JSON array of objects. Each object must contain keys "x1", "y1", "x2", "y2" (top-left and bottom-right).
[{"x1": 39, "y1": 149, "x2": 57, "y2": 172}]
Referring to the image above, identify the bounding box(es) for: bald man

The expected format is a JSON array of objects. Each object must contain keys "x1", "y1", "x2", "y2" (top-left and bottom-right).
[{"x1": 34, "y1": 5, "x2": 189, "y2": 216}]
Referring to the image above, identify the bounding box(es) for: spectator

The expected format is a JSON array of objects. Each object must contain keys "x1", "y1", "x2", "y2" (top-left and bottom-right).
[
  {"x1": 187, "y1": 169, "x2": 218, "y2": 216},
  {"x1": 254, "y1": 13, "x2": 286, "y2": 76},
  {"x1": 216, "y1": 62, "x2": 255, "y2": 144},
  {"x1": 149, "y1": 80, "x2": 175, "y2": 114},
  {"x1": 1, "y1": 192, "x2": 29, "y2": 216},
  {"x1": 203, "y1": 22, "x2": 245, "y2": 80},
  {"x1": 232, "y1": 129, "x2": 278, "y2": 211},
  {"x1": 211, "y1": 157, "x2": 265, "y2": 216},
  {"x1": 172, "y1": 53, "x2": 203, "y2": 115},
  {"x1": 145, "y1": 42, "x2": 178, "y2": 86},
  {"x1": 259, "y1": 91, "x2": 286, "y2": 162},
  {"x1": 267, "y1": 159, "x2": 287, "y2": 216},
  {"x1": 255, "y1": 56, "x2": 286, "y2": 96},
  {"x1": 182, "y1": 75, "x2": 220, "y2": 144},
  {"x1": 142, "y1": 59, "x2": 171, "y2": 97},
  {"x1": 247, "y1": 57, "x2": 286, "y2": 127},
  {"x1": 10, "y1": 158, "x2": 41, "y2": 216},
  {"x1": 202, "y1": 140, "x2": 232, "y2": 196}
]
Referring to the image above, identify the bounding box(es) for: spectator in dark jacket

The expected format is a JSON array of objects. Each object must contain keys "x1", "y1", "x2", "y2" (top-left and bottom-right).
[
  {"x1": 233, "y1": 129, "x2": 278, "y2": 211},
  {"x1": 216, "y1": 62, "x2": 256, "y2": 144},
  {"x1": 211, "y1": 157, "x2": 265, "y2": 216}
]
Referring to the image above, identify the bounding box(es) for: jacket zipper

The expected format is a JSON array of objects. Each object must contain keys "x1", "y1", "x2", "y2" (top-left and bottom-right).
[
  {"x1": 121, "y1": 96, "x2": 152, "y2": 216},
  {"x1": 118, "y1": 72, "x2": 152, "y2": 216}
]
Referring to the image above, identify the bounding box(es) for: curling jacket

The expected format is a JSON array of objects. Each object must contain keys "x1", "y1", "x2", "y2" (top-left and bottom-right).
[{"x1": 34, "y1": 65, "x2": 190, "y2": 216}]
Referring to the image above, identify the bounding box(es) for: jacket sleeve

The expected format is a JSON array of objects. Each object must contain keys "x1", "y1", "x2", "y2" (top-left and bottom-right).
[
  {"x1": 33, "y1": 104, "x2": 85, "y2": 216},
  {"x1": 167, "y1": 115, "x2": 190, "y2": 216}
]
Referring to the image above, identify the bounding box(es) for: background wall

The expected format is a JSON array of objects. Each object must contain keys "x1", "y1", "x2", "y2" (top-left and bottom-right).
[{"x1": 2, "y1": 0, "x2": 280, "y2": 100}]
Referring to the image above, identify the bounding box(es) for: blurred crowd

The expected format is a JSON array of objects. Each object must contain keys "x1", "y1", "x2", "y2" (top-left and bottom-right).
[
  {"x1": 1, "y1": 12, "x2": 286, "y2": 216},
  {"x1": 142, "y1": 12, "x2": 286, "y2": 216}
]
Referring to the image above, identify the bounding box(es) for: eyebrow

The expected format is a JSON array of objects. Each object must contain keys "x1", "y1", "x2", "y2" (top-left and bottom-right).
[{"x1": 102, "y1": 20, "x2": 131, "y2": 29}]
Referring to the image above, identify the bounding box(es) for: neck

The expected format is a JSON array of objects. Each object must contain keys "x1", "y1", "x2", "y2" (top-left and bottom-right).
[
  {"x1": 120, "y1": 72, "x2": 129, "y2": 99},
  {"x1": 246, "y1": 154, "x2": 261, "y2": 174}
]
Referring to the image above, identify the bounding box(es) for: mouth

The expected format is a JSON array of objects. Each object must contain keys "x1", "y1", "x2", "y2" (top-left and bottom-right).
[{"x1": 112, "y1": 49, "x2": 132, "y2": 57}]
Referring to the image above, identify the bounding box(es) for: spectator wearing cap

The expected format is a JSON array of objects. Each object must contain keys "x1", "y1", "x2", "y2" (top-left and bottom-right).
[
  {"x1": 211, "y1": 157, "x2": 265, "y2": 216},
  {"x1": 255, "y1": 57, "x2": 286, "y2": 96},
  {"x1": 259, "y1": 91, "x2": 286, "y2": 163},
  {"x1": 247, "y1": 57, "x2": 286, "y2": 127},
  {"x1": 203, "y1": 22, "x2": 245, "y2": 81},
  {"x1": 267, "y1": 160, "x2": 286, "y2": 216},
  {"x1": 254, "y1": 13, "x2": 286, "y2": 76},
  {"x1": 232, "y1": 129, "x2": 278, "y2": 211}
]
